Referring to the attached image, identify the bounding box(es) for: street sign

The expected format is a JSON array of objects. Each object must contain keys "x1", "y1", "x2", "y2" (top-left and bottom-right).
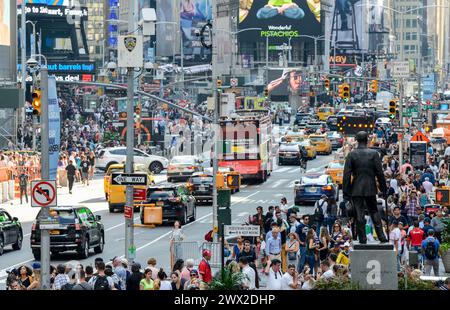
[
  {"x1": 133, "y1": 188, "x2": 147, "y2": 201},
  {"x1": 410, "y1": 141, "x2": 427, "y2": 169},
  {"x1": 411, "y1": 131, "x2": 430, "y2": 143},
  {"x1": 230, "y1": 78, "x2": 238, "y2": 87},
  {"x1": 124, "y1": 206, "x2": 133, "y2": 219},
  {"x1": 412, "y1": 117, "x2": 425, "y2": 123},
  {"x1": 111, "y1": 173, "x2": 148, "y2": 186},
  {"x1": 391, "y1": 61, "x2": 410, "y2": 78},
  {"x1": 224, "y1": 225, "x2": 260, "y2": 237},
  {"x1": 31, "y1": 180, "x2": 57, "y2": 208},
  {"x1": 392, "y1": 127, "x2": 405, "y2": 133}
]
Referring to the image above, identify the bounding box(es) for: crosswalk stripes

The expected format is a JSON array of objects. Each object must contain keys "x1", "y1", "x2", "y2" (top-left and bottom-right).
[
  {"x1": 270, "y1": 179, "x2": 290, "y2": 188},
  {"x1": 273, "y1": 167, "x2": 301, "y2": 174}
]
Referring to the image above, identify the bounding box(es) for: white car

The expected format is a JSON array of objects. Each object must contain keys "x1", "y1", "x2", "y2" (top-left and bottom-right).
[
  {"x1": 375, "y1": 117, "x2": 391, "y2": 125},
  {"x1": 97, "y1": 147, "x2": 168, "y2": 174}
]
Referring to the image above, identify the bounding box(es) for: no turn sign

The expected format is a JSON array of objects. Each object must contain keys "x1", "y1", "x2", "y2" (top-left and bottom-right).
[{"x1": 31, "y1": 180, "x2": 57, "y2": 208}]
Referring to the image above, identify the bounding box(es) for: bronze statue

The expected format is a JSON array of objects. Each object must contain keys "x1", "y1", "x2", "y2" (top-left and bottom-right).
[{"x1": 343, "y1": 131, "x2": 388, "y2": 244}]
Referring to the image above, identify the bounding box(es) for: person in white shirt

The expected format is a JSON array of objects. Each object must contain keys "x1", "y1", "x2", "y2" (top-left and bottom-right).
[
  {"x1": 389, "y1": 220, "x2": 402, "y2": 272},
  {"x1": 266, "y1": 259, "x2": 283, "y2": 290},
  {"x1": 390, "y1": 178, "x2": 399, "y2": 195},
  {"x1": 422, "y1": 177, "x2": 434, "y2": 194},
  {"x1": 279, "y1": 197, "x2": 289, "y2": 220},
  {"x1": 444, "y1": 145, "x2": 450, "y2": 157},
  {"x1": 320, "y1": 260, "x2": 334, "y2": 279},
  {"x1": 239, "y1": 257, "x2": 256, "y2": 290},
  {"x1": 281, "y1": 264, "x2": 299, "y2": 290}
]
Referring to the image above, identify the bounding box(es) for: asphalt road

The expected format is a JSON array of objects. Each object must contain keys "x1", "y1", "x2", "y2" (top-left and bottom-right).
[{"x1": 0, "y1": 153, "x2": 334, "y2": 287}]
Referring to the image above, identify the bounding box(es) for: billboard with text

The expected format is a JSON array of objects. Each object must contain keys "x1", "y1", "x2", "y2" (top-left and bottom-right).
[{"x1": 238, "y1": 0, "x2": 322, "y2": 44}]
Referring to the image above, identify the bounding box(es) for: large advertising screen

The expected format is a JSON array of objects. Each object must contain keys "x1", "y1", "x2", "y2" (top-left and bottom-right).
[
  {"x1": 0, "y1": 0, "x2": 10, "y2": 46},
  {"x1": 238, "y1": 0, "x2": 322, "y2": 43},
  {"x1": 180, "y1": 0, "x2": 212, "y2": 66},
  {"x1": 267, "y1": 69, "x2": 304, "y2": 96},
  {"x1": 329, "y1": 0, "x2": 363, "y2": 54}
]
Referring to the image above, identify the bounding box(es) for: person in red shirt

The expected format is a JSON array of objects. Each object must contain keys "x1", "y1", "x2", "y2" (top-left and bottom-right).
[
  {"x1": 407, "y1": 220, "x2": 425, "y2": 268},
  {"x1": 198, "y1": 249, "x2": 212, "y2": 284}
]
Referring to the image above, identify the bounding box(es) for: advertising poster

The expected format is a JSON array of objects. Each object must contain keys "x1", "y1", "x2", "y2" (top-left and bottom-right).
[
  {"x1": 239, "y1": 0, "x2": 322, "y2": 44},
  {"x1": 48, "y1": 76, "x2": 60, "y2": 181},
  {"x1": 180, "y1": 0, "x2": 212, "y2": 66},
  {"x1": 329, "y1": 0, "x2": 363, "y2": 53},
  {"x1": 367, "y1": 0, "x2": 385, "y2": 33},
  {"x1": 410, "y1": 141, "x2": 427, "y2": 169},
  {"x1": 422, "y1": 74, "x2": 435, "y2": 101},
  {"x1": 267, "y1": 69, "x2": 304, "y2": 96}
]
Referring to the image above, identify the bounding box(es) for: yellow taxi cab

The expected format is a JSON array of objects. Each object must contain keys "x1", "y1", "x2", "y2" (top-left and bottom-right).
[
  {"x1": 308, "y1": 134, "x2": 332, "y2": 155},
  {"x1": 105, "y1": 163, "x2": 155, "y2": 213},
  {"x1": 282, "y1": 130, "x2": 307, "y2": 143},
  {"x1": 317, "y1": 106, "x2": 335, "y2": 121},
  {"x1": 325, "y1": 161, "x2": 344, "y2": 188},
  {"x1": 297, "y1": 140, "x2": 317, "y2": 159}
]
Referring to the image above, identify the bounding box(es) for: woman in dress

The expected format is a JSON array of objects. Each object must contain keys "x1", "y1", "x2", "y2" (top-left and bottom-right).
[
  {"x1": 169, "y1": 221, "x2": 185, "y2": 267},
  {"x1": 318, "y1": 227, "x2": 330, "y2": 263}
]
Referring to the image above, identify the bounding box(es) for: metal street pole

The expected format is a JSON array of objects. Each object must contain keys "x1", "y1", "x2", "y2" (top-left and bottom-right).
[
  {"x1": 212, "y1": 0, "x2": 219, "y2": 243},
  {"x1": 124, "y1": 1, "x2": 136, "y2": 263},
  {"x1": 266, "y1": 36, "x2": 269, "y2": 83},
  {"x1": 399, "y1": 78, "x2": 404, "y2": 165},
  {"x1": 39, "y1": 65, "x2": 51, "y2": 290},
  {"x1": 21, "y1": 2, "x2": 26, "y2": 141},
  {"x1": 400, "y1": 12, "x2": 404, "y2": 61},
  {"x1": 314, "y1": 38, "x2": 318, "y2": 67}
]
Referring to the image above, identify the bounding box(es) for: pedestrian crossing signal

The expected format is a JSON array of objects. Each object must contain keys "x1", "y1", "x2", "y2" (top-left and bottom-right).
[
  {"x1": 226, "y1": 174, "x2": 240, "y2": 189},
  {"x1": 31, "y1": 89, "x2": 41, "y2": 115}
]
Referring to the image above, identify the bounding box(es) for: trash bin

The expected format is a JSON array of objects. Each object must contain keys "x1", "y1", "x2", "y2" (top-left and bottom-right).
[{"x1": 143, "y1": 206, "x2": 162, "y2": 225}]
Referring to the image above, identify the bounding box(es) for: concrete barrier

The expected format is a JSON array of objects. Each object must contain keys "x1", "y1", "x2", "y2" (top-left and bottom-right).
[
  {"x1": 350, "y1": 243, "x2": 398, "y2": 290},
  {"x1": 8, "y1": 180, "x2": 14, "y2": 200}
]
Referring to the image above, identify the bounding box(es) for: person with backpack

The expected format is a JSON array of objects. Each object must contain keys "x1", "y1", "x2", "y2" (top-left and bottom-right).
[
  {"x1": 421, "y1": 229, "x2": 441, "y2": 276},
  {"x1": 72, "y1": 270, "x2": 93, "y2": 290},
  {"x1": 313, "y1": 195, "x2": 328, "y2": 233},
  {"x1": 264, "y1": 206, "x2": 275, "y2": 234},
  {"x1": 88, "y1": 261, "x2": 115, "y2": 290}
]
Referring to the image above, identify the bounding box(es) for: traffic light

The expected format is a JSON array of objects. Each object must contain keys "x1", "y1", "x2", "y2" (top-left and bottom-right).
[
  {"x1": 264, "y1": 88, "x2": 269, "y2": 97},
  {"x1": 324, "y1": 79, "x2": 330, "y2": 90},
  {"x1": 338, "y1": 84, "x2": 344, "y2": 98},
  {"x1": 226, "y1": 174, "x2": 240, "y2": 189},
  {"x1": 388, "y1": 99, "x2": 396, "y2": 119},
  {"x1": 134, "y1": 105, "x2": 142, "y2": 125},
  {"x1": 31, "y1": 88, "x2": 41, "y2": 115},
  {"x1": 216, "y1": 79, "x2": 222, "y2": 88},
  {"x1": 370, "y1": 80, "x2": 378, "y2": 93},
  {"x1": 342, "y1": 84, "x2": 350, "y2": 102}
]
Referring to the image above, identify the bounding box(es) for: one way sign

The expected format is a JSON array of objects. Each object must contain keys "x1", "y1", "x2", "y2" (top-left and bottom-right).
[{"x1": 111, "y1": 173, "x2": 148, "y2": 186}]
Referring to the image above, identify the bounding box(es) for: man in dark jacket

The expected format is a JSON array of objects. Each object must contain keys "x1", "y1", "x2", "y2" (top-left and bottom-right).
[
  {"x1": 65, "y1": 160, "x2": 76, "y2": 194},
  {"x1": 343, "y1": 131, "x2": 388, "y2": 244}
]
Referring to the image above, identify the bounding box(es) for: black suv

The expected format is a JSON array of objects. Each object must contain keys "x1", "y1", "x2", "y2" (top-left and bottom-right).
[
  {"x1": 187, "y1": 173, "x2": 213, "y2": 204},
  {"x1": 30, "y1": 206, "x2": 104, "y2": 260},
  {"x1": 141, "y1": 184, "x2": 196, "y2": 225},
  {"x1": 0, "y1": 209, "x2": 23, "y2": 256}
]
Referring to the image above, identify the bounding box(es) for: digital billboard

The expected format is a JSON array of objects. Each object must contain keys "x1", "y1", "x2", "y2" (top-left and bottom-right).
[
  {"x1": 0, "y1": 0, "x2": 10, "y2": 46},
  {"x1": 329, "y1": 0, "x2": 363, "y2": 54},
  {"x1": 267, "y1": 69, "x2": 304, "y2": 97},
  {"x1": 238, "y1": 0, "x2": 322, "y2": 43}
]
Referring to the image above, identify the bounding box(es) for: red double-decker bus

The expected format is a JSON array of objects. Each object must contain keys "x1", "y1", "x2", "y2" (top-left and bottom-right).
[{"x1": 218, "y1": 110, "x2": 274, "y2": 182}]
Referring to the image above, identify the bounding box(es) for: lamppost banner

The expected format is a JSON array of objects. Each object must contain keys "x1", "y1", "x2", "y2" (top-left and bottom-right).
[{"x1": 48, "y1": 76, "x2": 60, "y2": 181}]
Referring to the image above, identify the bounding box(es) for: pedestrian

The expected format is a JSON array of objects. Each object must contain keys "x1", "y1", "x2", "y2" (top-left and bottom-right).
[
  {"x1": 88, "y1": 151, "x2": 95, "y2": 180},
  {"x1": 80, "y1": 155, "x2": 90, "y2": 186},
  {"x1": 280, "y1": 197, "x2": 289, "y2": 220},
  {"x1": 239, "y1": 257, "x2": 256, "y2": 290},
  {"x1": 305, "y1": 228, "x2": 318, "y2": 274},
  {"x1": 318, "y1": 227, "x2": 330, "y2": 262},
  {"x1": 156, "y1": 268, "x2": 172, "y2": 290},
  {"x1": 389, "y1": 220, "x2": 402, "y2": 271},
  {"x1": 250, "y1": 206, "x2": 265, "y2": 232},
  {"x1": 295, "y1": 215, "x2": 310, "y2": 273},
  {"x1": 423, "y1": 217, "x2": 434, "y2": 236},
  {"x1": 336, "y1": 242, "x2": 351, "y2": 267},
  {"x1": 198, "y1": 249, "x2": 212, "y2": 284},
  {"x1": 231, "y1": 236, "x2": 244, "y2": 262},
  {"x1": 405, "y1": 191, "x2": 421, "y2": 225},
  {"x1": 126, "y1": 263, "x2": 143, "y2": 291},
  {"x1": 431, "y1": 209, "x2": 445, "y2": 242},
  {"x1": 313, "y1": 195, "x2": 328, "y2": 233},
  {"x1": 72, "y1": 270, "x2": 93, "y2": 290},
  {"x1": 53, "y1": 264, "x2": 69, "y2": 290},
  {"x1": 330, "y1": 222, "x2": 343, "y2": 248},
  {"x1": 27, "y1": 262, "x2": 41, "y2": 290},
  {"x1": 325, "y1": 197, "x2": 338, "y2": 233},
  {"x1": 265, "y1": 223, "x2": 282, "y2": 274},
  {"x1": 65, "y1": 160, "x2": 76, "y2": 194},
  {"x1": 238, "y1": 240, "x2": 257, "y2": 264},
  {"x1": 140, "y1": 268, "x2": 155, "y2": 290},
  {"x1": 421, "y1": 229, "x2": 441, "y2": 276},
  {"x1": 184, "y1": 269, "x2": 201, "y2": 290},
  {"x1": 264, "y1": 206, "x2": 275, "y2": 233},
  {"x1": 146, "y1": 258, "x2": 159, "y2": 280},
  {"x1": 19, "y1": 168, "x2": 28, "y2": 204},
  {"x1": 61, "y1": 270, "x2": 77, "y2": 290},
  {"x1": 407, "y1": 221, "x2": 425, "y2": 268},
  {"x1": 285, "y1": 232, "x2": 299, "y2": 267},
  {"x1": 85, "y1": 265, "x2": 94, "y2": 282},
  {"x1": 266, "y1": 259, "x2": 283, "y2": 290},
  {"x1": 112, "y1": 256, "x2": 127, "y2": 290},
  {"x1": 170, "y1": 221, "x2": 185, "y2": 266},
  {"x1": 274, "y1": 211, "x2": 290, "y2": 272},
  {"x1": 288, "y1": 213, "x2": 300, "y2": 234},
  {"x1": 89, "y1": 261, "x2": 115, "y2": 290},
  {"x1": 281, "y1": 263, "x2": 299, "y2": 290},
  {"x1": 319, "y1": 260, "x2": 334, "y2": 280},
  {"x1": 180, "y1": 259, "x2": 194, "y2": 282}
]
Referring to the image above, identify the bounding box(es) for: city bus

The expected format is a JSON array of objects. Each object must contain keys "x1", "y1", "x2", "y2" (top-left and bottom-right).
[{"x1": 218, "y1": 110, "x2": 274, "y2": 182}]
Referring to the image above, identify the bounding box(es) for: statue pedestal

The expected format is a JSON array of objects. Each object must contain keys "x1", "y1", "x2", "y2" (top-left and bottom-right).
[{"x1": 350, "y1": 242, "x2": 398, "y2": 290}]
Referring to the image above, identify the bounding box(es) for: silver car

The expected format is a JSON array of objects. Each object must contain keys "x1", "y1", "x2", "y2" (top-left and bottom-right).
[
  {"x1": 167, "y1": 155, "x2": 202, "y2": 182},
  {"x1": 96, "y1": 147, "x2": 168, "y2": 174}
]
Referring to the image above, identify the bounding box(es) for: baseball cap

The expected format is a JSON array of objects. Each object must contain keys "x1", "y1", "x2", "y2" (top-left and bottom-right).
[
  {"x1": 321, "y1": 194, "x2": 328, "y2": 199},
  {"x1": 202, "y1": 249, "x2": 212, "y2": 257},
  {"x1": 121, "y1": 258, "x2": 129, "y2": 266},
  {"x1": 31, "y1": 262, "x2": 41, "y2": 270},
  {"x1": 344, "y1": 241, "x2": 350, "y2": 247}
]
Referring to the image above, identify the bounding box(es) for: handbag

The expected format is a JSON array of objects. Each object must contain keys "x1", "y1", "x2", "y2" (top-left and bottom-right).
[{"x1": 288, "y1": 252, "x2": 297, "y2": 260}]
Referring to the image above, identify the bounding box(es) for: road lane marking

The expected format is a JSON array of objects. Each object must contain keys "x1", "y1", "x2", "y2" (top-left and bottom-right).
[
  {"x1": 273, "y1": 167, "x2": 291, "y2": 173},
  {"x1": 0, "y1": 259, "x2": 35, "y2": 279},
  {"x1": 270, "y1": 179, "x2": 289, "y2": 188}
]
